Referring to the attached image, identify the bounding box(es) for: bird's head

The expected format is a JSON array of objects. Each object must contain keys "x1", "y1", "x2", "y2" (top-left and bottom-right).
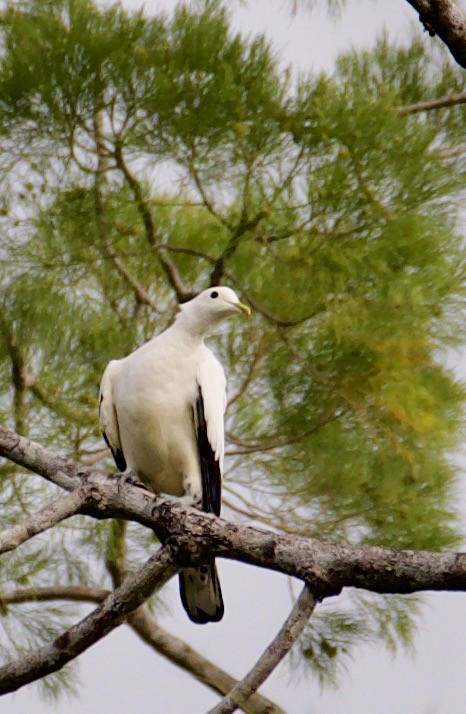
[{"x1": 177, "y1": 286, "x2": 250, "y2": 335}]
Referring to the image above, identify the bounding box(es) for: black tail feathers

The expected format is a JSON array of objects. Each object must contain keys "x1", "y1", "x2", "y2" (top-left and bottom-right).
[{"x1": 179, "y1": 561, "x2": 224, "y2": 624}]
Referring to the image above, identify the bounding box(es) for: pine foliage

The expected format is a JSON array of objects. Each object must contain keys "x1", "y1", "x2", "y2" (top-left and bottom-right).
[{"x1": 0, "y1": 0, "x2": 465, "y2": 697}]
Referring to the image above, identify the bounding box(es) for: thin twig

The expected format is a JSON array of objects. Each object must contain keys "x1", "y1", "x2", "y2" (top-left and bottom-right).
[
  {"x1": 103, "y1": 243, "x2": 160, "y2": 312},
  {"x1": 0, "y1": 585, "x2": 110, "y2": 604},
  {"x1": 114, "y1": 141, "x2": 195, "y2": 302},
  {"x1": 398, "y1": 91, "x2": 466, "y2": 114},
  {"x1": 209, "y1": 211, "x2": 267, "y2": 286},
  {"x1": 3, "y1": 324, "x2": 27, "y2": 435},
  {"x1": 129, "y1": 609, "x2": 284, "y2": 714},
  {"x1": 189, "y1": 161, "x2": 232, "y2": 230},
  {"x1": 208, "y1": 587, "x2": 317, "y2": 714}
]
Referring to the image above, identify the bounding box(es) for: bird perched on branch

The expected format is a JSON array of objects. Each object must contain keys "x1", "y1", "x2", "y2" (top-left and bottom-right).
[{"x1": 99, "y1": 287, "x2": 250, "y2": 623}]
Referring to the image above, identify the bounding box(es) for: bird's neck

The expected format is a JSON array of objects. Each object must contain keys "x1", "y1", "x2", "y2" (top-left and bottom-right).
[
  {"x1": 172, "y1": 306, "x2": 223, "y2": 340},
  {"x1": 170, "y1": 311, "x2": 210, "y2": 342}
]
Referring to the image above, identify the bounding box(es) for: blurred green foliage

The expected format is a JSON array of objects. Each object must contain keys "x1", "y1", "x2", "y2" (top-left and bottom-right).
[{"x1": 0, "y1": 0, "x2": 465, "y2": 699}]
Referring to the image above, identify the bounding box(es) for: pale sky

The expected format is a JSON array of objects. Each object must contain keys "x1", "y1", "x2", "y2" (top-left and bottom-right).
[{"x1": 5, "y1": 2, "x2": 466, "y2": 713}]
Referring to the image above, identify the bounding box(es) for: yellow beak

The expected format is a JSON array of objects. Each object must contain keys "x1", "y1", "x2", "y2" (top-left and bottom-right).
[{"x1": 236, "y1": 302, "x2": 251, "y2": 316}]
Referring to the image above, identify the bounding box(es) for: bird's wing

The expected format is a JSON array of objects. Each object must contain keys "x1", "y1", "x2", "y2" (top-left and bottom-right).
[
  {"x1": 195, "y1": 350, "x2": 227, "y2": 517},
  {"x1": 99, "y1": 360, "x2": 126, "y2": 472}
]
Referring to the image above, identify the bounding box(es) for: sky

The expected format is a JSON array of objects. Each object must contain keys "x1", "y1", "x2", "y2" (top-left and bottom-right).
[{"x1": 5, "y1": 1, "x2": 466, "y2": 713}]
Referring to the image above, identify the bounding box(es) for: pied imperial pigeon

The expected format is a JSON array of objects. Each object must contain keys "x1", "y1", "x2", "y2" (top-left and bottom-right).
[{"x1": 99, "y1": 287, "x2": 250, "y2": 623}]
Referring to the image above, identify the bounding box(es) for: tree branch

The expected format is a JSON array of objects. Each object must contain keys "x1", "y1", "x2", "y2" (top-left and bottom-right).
[
  {"x1": 129, "y1": 607, "x2": 283, "y2": 714},
  {"x1": 114, "y1": 141, "x2": 195, "y2": 303},
  {"x1": 27, "y1": 378, "x2": 93, "y2": 425},
  {"x1": 0, "y1": 543, "x2": 180, "y2": 695},
  {"x1": 209, "y1": 211, "x2": 267, "y2": 287},
  {"x1": 0, "y1": 488, "x2": 88, "y2": 554},
  {"x1": 189, "y1": 161, "x2": 232, "y2": 231},
  {"x1": 4, "y1": 325, "x2": 27, "y2": 434},
  {"x1": 398, "y1": 90, "x2": 466, "y2": 114},
  {"x1": 4, "y1": 427, "x2": 466, "y2": 601},
  {"x1": 223, "y1": 271, "x2": 319, "y2": 328},
  {"x1": 103, "y1": 520, "x2": 283, "y2": 713},
  {"x1": 103, "y1": 243, "x2": 160, "y2": 312},
  {"x1": 0, "y1": 585, "x2": 282, "y2": 713},
  {"x1": 208, "y1": 587, "x2": 316, "y2": 714},
  {"x1": 405, "y1": 0, "x2": 466, "y2": 69},
  {"x1": 0, "y1": 585, "x2": 110, "y2": 605}
]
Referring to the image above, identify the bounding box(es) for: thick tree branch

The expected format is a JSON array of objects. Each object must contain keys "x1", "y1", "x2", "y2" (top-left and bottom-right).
[
  {"x1": 405, "y1": 0, "x2": 466, "y2": 69},
  {"x1": 6, "y1": 428, "x2": 466, "y2": 699},
  {"x1": 0, "y1": 488, "x2": 88, "y2": 554},
  {"x1": 0, "y1": 543, "x2": 180, "y2": 695},
  {"x1": 4, "y1": 427, "x2": 466, "y2": 601},
  {"x1": 209, "y1": 587, "x2": 316, "y2": 714},
  {"x1": 0, "y1": 585, "x2": 281, "y2": 714}
]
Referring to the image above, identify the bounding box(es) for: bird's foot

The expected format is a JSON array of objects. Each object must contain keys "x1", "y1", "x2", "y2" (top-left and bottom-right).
[
  {"x1": 151, "y1": 493, "x2": 201, "y2": 520},
  {"x1": 177, "y1": 494, "x2": 198, "y2": 508},
  {"x1": 153, "y1": 493, "x2": 198, "y2": 508},
  {"x1": 116, "y1": 469, "x2": 151, "y2": 496}
]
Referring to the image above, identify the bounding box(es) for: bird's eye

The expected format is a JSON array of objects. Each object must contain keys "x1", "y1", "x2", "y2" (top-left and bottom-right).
[{"x1": 210, "y1": 291, "x2": 218, "y2": 299}]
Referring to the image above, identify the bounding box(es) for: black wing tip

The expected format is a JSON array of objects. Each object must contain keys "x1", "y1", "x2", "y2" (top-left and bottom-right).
[
  {"x1": 112, "y1": 448, "x2": 127, "y2": 473},
  {"x1": 195, "y1": 385, "x2": 222, "y2": 516},
  {"x1": 102, "y1": 431, "x2": 127, "y2": 472}
]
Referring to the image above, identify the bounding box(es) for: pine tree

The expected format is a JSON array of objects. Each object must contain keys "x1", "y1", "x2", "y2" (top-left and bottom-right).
[{"x1": 0, "y1": 0, "x2": 465, "y2": 704}]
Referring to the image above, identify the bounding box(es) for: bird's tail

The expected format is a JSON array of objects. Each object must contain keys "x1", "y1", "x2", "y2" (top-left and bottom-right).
[{"x1": 179, "y1": 561, "x2": 224, "y2": 624}]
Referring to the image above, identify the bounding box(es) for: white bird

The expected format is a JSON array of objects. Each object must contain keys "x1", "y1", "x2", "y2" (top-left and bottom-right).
[{"x1": 99, "y1": 286, "x2": 250, "y2": 623}]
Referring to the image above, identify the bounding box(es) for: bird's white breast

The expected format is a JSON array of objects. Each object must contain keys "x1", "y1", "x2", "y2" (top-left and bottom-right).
[{"x1": 112, "y1": 333, "x2": 203, "y2": 496}]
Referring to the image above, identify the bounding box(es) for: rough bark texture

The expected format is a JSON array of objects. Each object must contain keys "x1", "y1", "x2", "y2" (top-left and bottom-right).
[
  {"x1": 4, "y1": 427, "x2": 466, "y2": 700},
  {"x1": 2, "y1": 426, "x2": 466, "y2": 599},
  {"x1": 405, "y1": 0, "x2": 466, "y2": 68}
]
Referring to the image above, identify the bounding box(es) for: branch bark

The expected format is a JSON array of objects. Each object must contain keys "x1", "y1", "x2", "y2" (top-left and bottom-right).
[
  {"x1": 114, "y1": 141, "x2": 195, "y2": 303},
  {"x1": 405, "y1": 0, "x2": 466, "y2": 69},
  {"x1": 0, "y1": 488, "x2": 88, "y2": 554},
  {"x1": 0, "y1": 585, "x2": 282, "y2": 714},
  {"x1": 399, "y1": 90, "x2": 466, "y2": 113},
  {"x1": 208, "y1": 587, "x2": 316, "y2": 714},
  {"x1": 129, "y1": 607, "x2": 283, "y2": 714},
  {"x1": 103, "y1": 520, "x2": 283, "y2": 713},
  {"x1": 3, "y1": 426, "x2": 466, "y2": 600},
  {"x1": 6, "y1": 427, "x2": 466, "y2": 698},
  {"x1": 0, "y1": 544, "x2": 180, "y2": 695}
]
